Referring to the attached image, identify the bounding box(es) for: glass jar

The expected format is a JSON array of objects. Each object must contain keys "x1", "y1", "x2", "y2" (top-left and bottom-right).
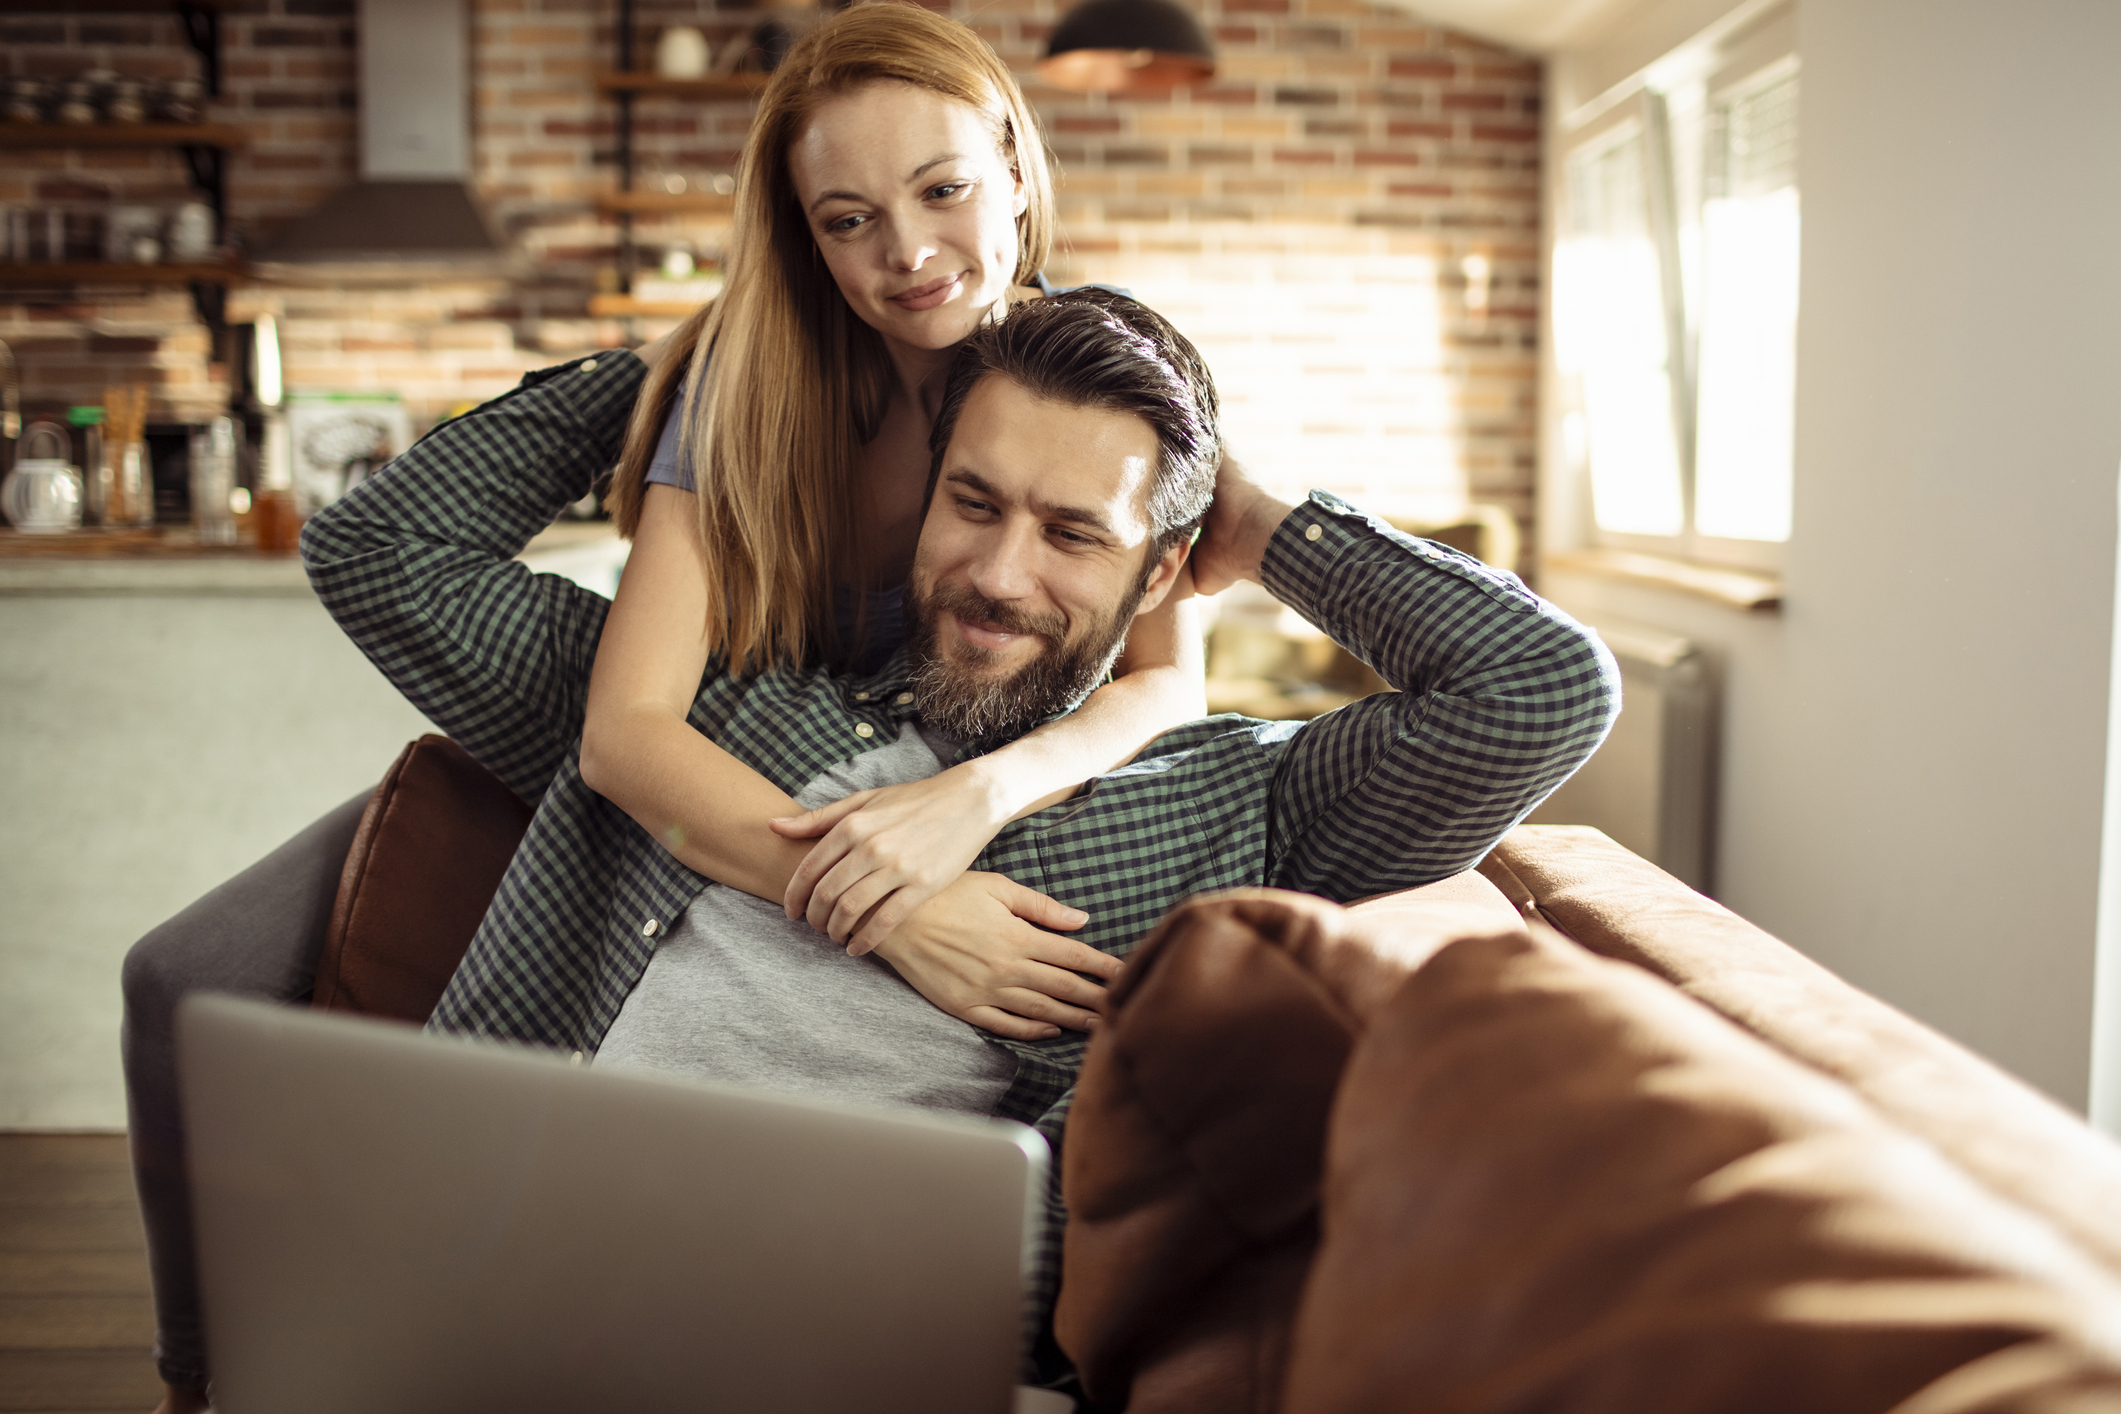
[{"x1": 190, "y1": 416, "x2": 238, "y2": 544}]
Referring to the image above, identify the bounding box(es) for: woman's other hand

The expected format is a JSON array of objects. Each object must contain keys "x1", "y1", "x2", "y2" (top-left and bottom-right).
[
  {"x1": 770, "y1": 761, "x2": 1018, "y2": 955},
  {"x1": 867, "y1": 872, "x2": 1117, "y2": 1040}
]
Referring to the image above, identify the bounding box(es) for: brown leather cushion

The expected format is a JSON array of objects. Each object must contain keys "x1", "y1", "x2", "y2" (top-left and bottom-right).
[
  {"x1": 1282, "y1": 924, "x2": 2121, "y2": 1414},
  {"x1": 312, "y1": 735, "x2": 533, "y2": 1023},
  {"x1": 1054, "y1": 872, "x2": 1525, "y2": 1413},
  {"x1": 1489, "y1": 825, "x2": 2121, "y2": 1284}
]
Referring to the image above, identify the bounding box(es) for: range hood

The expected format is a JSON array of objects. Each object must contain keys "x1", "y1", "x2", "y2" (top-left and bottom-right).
[{"x1": 254, "y1": 0, "x2": 517, "y2": 281}]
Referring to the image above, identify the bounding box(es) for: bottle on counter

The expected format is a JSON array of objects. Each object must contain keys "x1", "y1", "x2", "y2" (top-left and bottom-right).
[
  {"x1": 67, "y1": 405, "x2": 106, "y2": 526},
  {"x1": 190, "y1": 416, "x2": 238, "y2": 546}
]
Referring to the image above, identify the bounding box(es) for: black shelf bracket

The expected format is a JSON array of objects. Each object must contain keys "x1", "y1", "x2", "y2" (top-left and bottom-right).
[
  {"x1": 174, "y1": 1, "x2": 222, "y2": 98},
  {"x1": 178, "y1": 140, "x2": 229, "y2": 331},
  {"x1": 178, "y1": 141, "x2": 227, "y2": 243},
  {"x1": 615, "y1": 0, "x2": 637, "y2": 295},
  {"x1": 187, "y1": 277, "x2": 227, "y2": 334}
]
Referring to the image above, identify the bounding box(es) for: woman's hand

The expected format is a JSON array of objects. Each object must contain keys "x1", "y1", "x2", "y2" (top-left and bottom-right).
[
  {"x1": 869, "y1": 872, "x2": 1118, "y2": 1040},
  {"x1": 770, "y1": 760, "x2": 1019, "y2": 955}
]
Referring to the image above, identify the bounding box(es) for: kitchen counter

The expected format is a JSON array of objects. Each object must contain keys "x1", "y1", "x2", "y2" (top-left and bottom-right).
[
  {"x1": 0, "y1": 517, "x2": 627, "y2": 1129},
  {"x1": 0, "y1": 520, "x2": 625, "y2": 596}
]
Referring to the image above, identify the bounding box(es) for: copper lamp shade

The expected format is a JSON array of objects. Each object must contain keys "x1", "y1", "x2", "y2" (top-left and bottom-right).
[{"x1": 1038, "y1": 0, "x2": 1216, "y2": 95}]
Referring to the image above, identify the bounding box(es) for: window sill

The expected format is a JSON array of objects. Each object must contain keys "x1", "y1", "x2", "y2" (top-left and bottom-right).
[{"x1": 1542, "y1": 548, "x2": 1782, "y2": 612}]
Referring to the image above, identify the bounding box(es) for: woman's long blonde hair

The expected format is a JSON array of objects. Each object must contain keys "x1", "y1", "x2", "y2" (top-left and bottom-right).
[{"x1": 606, "y1": 2, "x2": 1055, "y2": 673}]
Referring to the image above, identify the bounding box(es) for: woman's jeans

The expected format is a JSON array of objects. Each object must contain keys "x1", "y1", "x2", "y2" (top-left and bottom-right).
[{"x1": 120, "y1": 793, "x2": 369, "y2": 1393}]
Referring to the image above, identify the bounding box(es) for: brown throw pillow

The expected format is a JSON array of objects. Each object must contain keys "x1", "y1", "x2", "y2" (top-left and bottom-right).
[
  {"x1": 1281, "y1": 925, "x2": 2121, "y2": 1414},
  {"x1": 1055, "y1": 873, "x2": 1525, "y2": 1413},
  {"x1": 312, "y1": 735, "x2": 534, "y2": 1024}
]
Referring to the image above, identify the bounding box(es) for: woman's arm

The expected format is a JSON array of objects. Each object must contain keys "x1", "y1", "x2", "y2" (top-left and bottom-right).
[
  {"x1": 580, "y1": 486, "x2": 1122, "y2": 1040},
  {"x1": 772, "y1": 578, "x2": 1208, "y2": 954},
  {"x1": 580, "y1": 484, "x2": 803, "y2": 898}
]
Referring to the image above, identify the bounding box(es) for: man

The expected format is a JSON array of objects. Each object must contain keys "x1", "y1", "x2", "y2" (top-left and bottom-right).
[{"x1": 300, "y1": 290, "x2": 1617, "y2": 1377}]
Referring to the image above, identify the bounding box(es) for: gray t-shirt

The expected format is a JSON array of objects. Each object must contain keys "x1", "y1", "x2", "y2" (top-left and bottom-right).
[{"x1": 595, "y1": 722, "x2": 1014, "y2": 1116}]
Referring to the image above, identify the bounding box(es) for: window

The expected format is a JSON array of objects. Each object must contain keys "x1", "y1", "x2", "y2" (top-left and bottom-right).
[
  {"x1": 1555, "y1": 22, "x2": 1798, "y2": 572},
  {"x1": 1693, "y1": 65, "x2": 1799, "y2": 546}
]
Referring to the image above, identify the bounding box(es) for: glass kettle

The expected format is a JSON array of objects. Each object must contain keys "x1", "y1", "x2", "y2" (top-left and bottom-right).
[{"x1": 3, "y1": 420, "x2": 84, "y2": 533}]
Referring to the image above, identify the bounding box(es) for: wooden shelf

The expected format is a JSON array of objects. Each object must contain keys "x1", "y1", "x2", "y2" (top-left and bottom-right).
[
  {"x1": 596, "y1": 191, "x2": 735, "y2": 217},
  {"x1": 589, "y1": 293, "x2": 714, "y2": 317},
  {"x1": 0, "y1": 121, "x2": 248, "y2": 150},
  {"x1": 0, "y1": 261, "x2": 244, "y2": 286},
  {"x1": 595, "y1": 71, "x2": 770, "y2": 100},
  {"x1": 0, "y1": 0, "x2": 233, "y2": 12}
]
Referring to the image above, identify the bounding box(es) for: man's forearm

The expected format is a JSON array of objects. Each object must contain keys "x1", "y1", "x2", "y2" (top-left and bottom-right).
[
  {"x1": 299, "y1": 353, "x2": 651, "y2": 802},
  {"x1": 303, "y1": 354, "x2": 646, "y2": 573},
  {"x1": 1260, "y1": 489, "x2": 1619, "y2": 897},
  {"x1": 1260, "y1": 490, "x2": 1610, "y2": 704}
]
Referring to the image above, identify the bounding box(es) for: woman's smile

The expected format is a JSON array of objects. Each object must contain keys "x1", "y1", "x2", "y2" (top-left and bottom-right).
[{"x1": 890, "y1": 272, "x2": 966, "y2": 312}]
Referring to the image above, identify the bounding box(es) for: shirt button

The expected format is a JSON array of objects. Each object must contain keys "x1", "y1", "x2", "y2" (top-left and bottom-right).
[
  {"x1": 1304, "y1": 524, "x2": 1323, "y2": 542},
  {"x1": 853, "y1": 691, "x2": 870, "y2": 701},
  {"x1": 641, "y1": 918, "x2": 659, "y2": 937},
  {"x1": 855, "y1": 722, "x2": 875, "y2": 739},
  {"x1": 895, "y1": 691, "x2": 914, "y2": 705},
  {"x1": 580, "y1": 358, "x2": 598, "y2": 372},
  {"x1": 569, "y1": 1051, "x2": 585, "y2": 1066}
]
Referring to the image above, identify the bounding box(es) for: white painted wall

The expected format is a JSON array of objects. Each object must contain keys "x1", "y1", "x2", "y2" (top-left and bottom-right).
[{"x1": 1539, "y1": 0, "x2": 2121, "y2": 1110}]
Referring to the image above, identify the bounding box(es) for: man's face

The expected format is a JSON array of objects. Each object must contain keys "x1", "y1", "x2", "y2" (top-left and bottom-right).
[{"x1": 907, "y1": 373, "x2": 1187, "y2": 739}]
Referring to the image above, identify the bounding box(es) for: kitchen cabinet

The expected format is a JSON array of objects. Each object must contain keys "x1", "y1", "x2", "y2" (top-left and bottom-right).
[{"x1": 0, "y1": 525, "x2": 626, "y2": 1127}]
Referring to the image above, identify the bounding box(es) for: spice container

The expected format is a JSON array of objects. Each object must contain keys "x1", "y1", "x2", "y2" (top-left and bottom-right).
[
  {"x1": 4, "y1": 78, "x2": 46, "y2": 124},
  {"x1": 168, "y1": 202, "x2": 215, "y2": 260},
  {"x1": 57, "y1": 78, "x2": 98, "y2": 125},
  {"x1": 156, "y1": 78, "x2": 203, "y2": 124},
  {"x1": 106, "y1": 79, "x2": 147, "y2": 125},
  {"x1": 102, "y1": 383, "x2": 153, "y2": 528}
]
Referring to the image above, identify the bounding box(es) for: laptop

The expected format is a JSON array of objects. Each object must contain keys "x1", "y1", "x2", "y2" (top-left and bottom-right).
[{"x1": 178, "y1": 994, "x2": 1063, "y2": 1414}]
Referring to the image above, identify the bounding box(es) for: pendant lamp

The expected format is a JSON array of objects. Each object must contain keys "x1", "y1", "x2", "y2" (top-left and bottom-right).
[{"x1": 1039, "y1": 0, "x2": 1216, "y2": 96}]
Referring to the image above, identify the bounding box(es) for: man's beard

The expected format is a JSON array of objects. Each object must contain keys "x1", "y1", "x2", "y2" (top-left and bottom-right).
[{"x1": 906, "y1": 575, "x2": 1143, "y2": 741}]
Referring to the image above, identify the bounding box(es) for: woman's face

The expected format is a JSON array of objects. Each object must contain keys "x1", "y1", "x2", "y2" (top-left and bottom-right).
[{"x1": 787, "y1": 80, "x2": 1027, "y2": 359}]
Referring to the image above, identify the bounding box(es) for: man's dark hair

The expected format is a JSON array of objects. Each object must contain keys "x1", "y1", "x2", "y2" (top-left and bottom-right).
[{"x1": 925, "y1": 288, "x2": 1221, "y2": 567}]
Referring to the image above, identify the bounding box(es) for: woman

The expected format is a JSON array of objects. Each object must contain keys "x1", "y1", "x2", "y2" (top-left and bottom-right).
[
  {"x1": 580, "y1": 1, "x2": 1205, "y2": 1036},
  {"x1": 128, "y1": 8, "x2": 1204, "y2": 1410}
]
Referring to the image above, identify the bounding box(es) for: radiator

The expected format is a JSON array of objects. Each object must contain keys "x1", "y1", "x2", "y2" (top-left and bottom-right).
[{"x1": 1526, "y1": 620, "x2": 1718, "y2": 893}]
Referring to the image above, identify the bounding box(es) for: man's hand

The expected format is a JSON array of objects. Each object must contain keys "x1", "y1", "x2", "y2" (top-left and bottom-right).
[
  {"x1": 869, "y1": 873, "x2": 1120, "y2": 1041},
  {"x1": 1190, "y1": 448, "x2": 1297, "y2": 597},
  {"x1": 633, "y1": 327, "x2": 678, "y2": 374}
]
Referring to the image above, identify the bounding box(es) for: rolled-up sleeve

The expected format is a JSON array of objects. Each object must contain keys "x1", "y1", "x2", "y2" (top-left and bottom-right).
[
  {"x1": 1262, "y1": 490, "x2": 1619, "y2": 897},
  {"x1": 300, "y1": 354, "x2": 649, "y2": 804}
]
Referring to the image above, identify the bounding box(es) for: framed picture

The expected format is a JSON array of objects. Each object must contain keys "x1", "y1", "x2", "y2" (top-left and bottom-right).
[{"x1": 285, "y1": 393, "x2": 414, "y2": 515}]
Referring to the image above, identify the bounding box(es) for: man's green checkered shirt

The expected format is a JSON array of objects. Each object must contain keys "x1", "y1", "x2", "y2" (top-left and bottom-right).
[{"x1": 302, "y1": 350, "x2": 1617, "y2": 1379}]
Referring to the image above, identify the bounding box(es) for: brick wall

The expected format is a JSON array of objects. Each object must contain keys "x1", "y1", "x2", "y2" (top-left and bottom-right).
[{"x1": 2, "y1": 0, "x2": 1540, "y2": 529}]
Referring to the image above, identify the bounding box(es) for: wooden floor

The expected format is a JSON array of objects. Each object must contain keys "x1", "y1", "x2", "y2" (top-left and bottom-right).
[{"x1": 0, "y1": 1135, "x2": 161, "y2": 1414}]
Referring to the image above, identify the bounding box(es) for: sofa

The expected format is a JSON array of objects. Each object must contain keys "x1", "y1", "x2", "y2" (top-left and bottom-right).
[{"x1": 316, "y1": 736, "x2": 2121, "y2": 1413}]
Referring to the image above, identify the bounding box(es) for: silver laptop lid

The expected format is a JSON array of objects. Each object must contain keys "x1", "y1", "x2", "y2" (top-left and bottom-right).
[{"x1": 178, "y1": 995, "x2": 1047, "y2": 1414}]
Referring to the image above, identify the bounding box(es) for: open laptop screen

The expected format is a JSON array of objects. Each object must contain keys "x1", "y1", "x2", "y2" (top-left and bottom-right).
[{"x1": 179, "y1": 995, "x2": 1047, "y2": 1414}]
